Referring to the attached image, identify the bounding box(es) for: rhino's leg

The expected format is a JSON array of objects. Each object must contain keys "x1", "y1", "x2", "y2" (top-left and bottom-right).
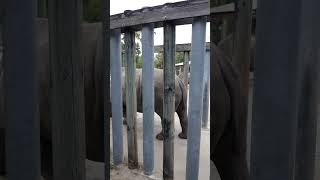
[
  {"x1": 0, "y1": 129, "x2": 6, "y2": 176},
  {"x1": 41, "y1": 141, "x2": 53, "y2": 180},
  {"x1": 176, "y1": 107, "x2": 187, "y2": 139},
  {"x1": 155, "y1": 113, "x2": 164, "y2": 140},
  {"x1": 212, "y1": 124, "x2": 235, "y2": 180},
  {"x1": 122, "y1": 106, "x2": 127, "y2": 125}
]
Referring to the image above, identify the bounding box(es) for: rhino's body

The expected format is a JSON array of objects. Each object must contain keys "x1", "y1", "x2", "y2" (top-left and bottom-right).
[
  {"x1": 211, "y1": 42, "x2": 249, "y2": 179},
  {"x1": 113, "y1": 67, "x2": 188, "y2": 140},
  {"x1": 218, "y1": 33, "x2": 256, "y2": 72}
]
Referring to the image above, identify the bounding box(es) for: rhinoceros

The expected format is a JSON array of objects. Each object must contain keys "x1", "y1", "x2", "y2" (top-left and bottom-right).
[
  {"x1": 218, "y1": 33, "x2": 256, "y2": 72},
  {"x1": 211, "y1": 42, "x2": 249, "y2": 180},
  {"x1": 111, "y1": 67, "x2": 188, "y2": 140}
]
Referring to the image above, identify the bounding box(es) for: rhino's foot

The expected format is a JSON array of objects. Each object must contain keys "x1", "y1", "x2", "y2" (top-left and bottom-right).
[
  {"x1": 178, "y1": 132, "x2": 187, "y2": 139},
  {"x1": 156, "y1": 132, "x2": 164, "y2": 140}
]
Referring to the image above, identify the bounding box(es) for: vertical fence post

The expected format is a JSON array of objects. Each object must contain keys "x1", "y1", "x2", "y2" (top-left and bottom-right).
[
  {"x1": 111, "y1": 29, "x2": 123, "y2": 165},
  {"x1": 124, "y1": 31, "x2": 139, "y2": 169},
  {"x1": 183, "y1": 51, "x2": 190, "y2": 107},
  {"x1": 2, "y1": 0, "x2": 41, "y2": 179},
  {"x1": 48, "y1": 0, "x2": 86, "y2": 179},
  {"x1": 186, "y1": 16, "x2": 206, "y2": 180},
  {"x1": 101, "y1": 0, "x2": 110, "y2": 178},
  {"x1": 250, "y1": 0, "x2": 320, "y2": 179},
  {"x1": 163, "y1": 21, "x2": 175, "y2": 180},
  {"x1": 233, "y1": 0, "x2": 252, "y2": 121},
  {"x1": 142, "y1": 23, "x2": 155, "y2": 176},
  {"x1": 202, "y1": 49, "x2": 210, "y2": 128}
]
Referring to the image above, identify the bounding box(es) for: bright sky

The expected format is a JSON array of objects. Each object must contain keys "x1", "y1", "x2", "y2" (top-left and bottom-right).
[{"x1": 110, "y1": 0, "x2": 210, "y2": 45}]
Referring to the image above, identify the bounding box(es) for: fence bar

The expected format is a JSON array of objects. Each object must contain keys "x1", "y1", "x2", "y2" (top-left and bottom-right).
[
  {"x1": 2, "y1": 0, "x2": 41, "y2": 179},
  {"x1": 163, "y1": 22, "x2": 175, "y2": 180},
  {"x1": 183, "y1": 51, "x2": 189, "y2": 108},
  {"x1": 142, "y1": 24, "x2": 155, "y2": 176},
  {"x1": 48, "y1": 0, "x2": 86, "y2": 179},
  {"x1": 124, "y1": 31, "x2": 139, "y2": 169},
  {"x1": 233, "y1": 0, "x2": 252, "y2": 122},
  {"x1": 102, "y1": 0, "x2": 111, "y2": 178},
  {"x1": 202, "y1": 50, "x2": 210, "y2": 128},
  {"x1": 186, "y1": 16, "x2": 206, "y2": 180},
  {"x1": 250, "y1": 0, "x2": 320, "y2": 179},
  {"x1": 111, "y1": 29, "x2": 123, "y2": 165},
  {"x1": 292, "y1": 0, "x2": 320, "y2": 179}
]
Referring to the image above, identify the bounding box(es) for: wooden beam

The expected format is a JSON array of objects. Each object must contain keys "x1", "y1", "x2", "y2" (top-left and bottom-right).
[
  {"x1": 142, "y1": 24, "x2": 155, "y2": 176},
  {"x1": 111, "y1": 0, "x2": 210, "y2": 31},
  {"x1": 110, "y1": 0, "x2": 257, "y2": 31},
  {"x1": 3, "y1": 0, "x2": 41, "y2": 179},
  {"x1": 202, "y1": 50, "x2": 210, "y2": 128},
  {"x1": 48, "y1": 0, "x2": 86, "y2": 179},
  {"x1": 186, "y1": 16, "x2": 207, "y2": 180},
  {"x1": 155, "y1": 42, "x2": 210, "y2": 53},
  {"x1": 163, "y1": 21, "x2": 175, "y2": 180},
  {"x1": 101, "y1": 0, "x2": 111, "y2": 179},
  {"x1": 183, "y1": 51, "x2": 190, "y2": 106},
  {"x1": 110, "y1": 29, "x2": 123, "y2": 166},
  {"x1": 250, "y1": 0, "x2": 320, "y2": 179},
  {"x1": 124, "y1": 31, "x2": 139, "y2": 169}
]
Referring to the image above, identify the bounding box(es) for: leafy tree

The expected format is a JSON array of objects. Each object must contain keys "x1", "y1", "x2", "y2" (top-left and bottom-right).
[
  {"x1": 154, "y1": 53, "x2": 163, "y2": 69},
  {"x1": 154, "y1": 51, "x2": 185, "y2": 69},
  {"x1": 120, "y1": 32, "x2": 142, "y2": 68},
  {"x1": 83, "y1": 0, "x2": 101, "y2": 22}
]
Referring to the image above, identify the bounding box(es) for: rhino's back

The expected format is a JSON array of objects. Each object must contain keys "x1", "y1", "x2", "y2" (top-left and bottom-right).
[{"x1": 120, "y1": 68, "x2": 183, "y2": 114}]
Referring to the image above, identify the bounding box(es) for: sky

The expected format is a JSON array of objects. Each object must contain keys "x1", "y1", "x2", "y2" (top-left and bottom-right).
[{"x1": 110, "y1": 0, "x2": 210, "y2": 46}]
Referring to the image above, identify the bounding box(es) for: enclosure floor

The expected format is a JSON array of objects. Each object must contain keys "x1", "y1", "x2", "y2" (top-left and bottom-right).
[{"x1": 110, "y1": 111, "x2": 212, "y2": 180}]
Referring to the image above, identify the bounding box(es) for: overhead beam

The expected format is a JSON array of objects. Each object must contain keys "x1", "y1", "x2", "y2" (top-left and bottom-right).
[
  {"x1": 155, "y1": 42, "x2": 210, "y2": 53},
  {"x1": 110, "y1": 0, "x2": 257, "y2": 31}
]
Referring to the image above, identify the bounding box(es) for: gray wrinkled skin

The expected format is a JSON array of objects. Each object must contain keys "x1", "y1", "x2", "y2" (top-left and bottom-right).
[
  {"x1": 211, "y1": 43, "x2": 249, "y2": 180},
  {"x1": 218, "y1": 34, "x2": 256, "y2": 72},
  {"x1": 111, "y1": 67, "x2": 188, "y2": 140}
]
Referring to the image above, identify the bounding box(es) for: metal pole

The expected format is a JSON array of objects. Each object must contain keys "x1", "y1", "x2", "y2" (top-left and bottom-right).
[
  {"x1": 3, "y1": 0, "x2": 41, "y2": 179},
  {"x1": 186, "y1": 16, "x2": 206, "y2": 180},
  {"x1": 142, "y1": 23, "x2": 155, "y2": 176},
  {"x1": 250, "y1": 0, "x2": 320, "y2": 179},
  {"x1": 48, "y1": 0, "x2": 86, "y2": 179},
  {"x1": 124, "y1": 31, "x2": 138, "y2": 169},
  {"x1": 202, "y1": 50, "x2": 210, "y2": 128},
  {"x1": 163, "y1": 21, "x2": 175, "y2": 180},
  {"x1": 111, "y1": 29, "x2": 123, "y2": 165}
]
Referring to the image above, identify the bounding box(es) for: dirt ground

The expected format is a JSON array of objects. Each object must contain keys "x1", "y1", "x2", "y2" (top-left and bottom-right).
[{"x1": 110, "y1": 83, "x2": 211, "y2": 180}]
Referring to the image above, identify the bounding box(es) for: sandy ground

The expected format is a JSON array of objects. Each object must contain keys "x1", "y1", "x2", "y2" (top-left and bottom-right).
[
  {"x1": 110, "y1": 84, "x2": 212, "y2": 180},
  {"x1": 110, "y1": 111, "x2": 211, "y2": 180}
]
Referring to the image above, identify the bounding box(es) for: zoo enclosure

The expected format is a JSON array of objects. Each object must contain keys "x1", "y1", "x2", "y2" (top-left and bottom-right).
[{"x1": 110, "y1": 0, "x2": 256, "y2": 179}]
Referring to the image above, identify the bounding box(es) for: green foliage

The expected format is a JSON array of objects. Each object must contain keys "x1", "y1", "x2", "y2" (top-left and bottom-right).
[
  {"x1": 136, "y1": 56, "x2": 143, "y2": 68},
  {"x1": 120, "y1": 32, "x2": 143, "y2": 68},
  {"x1": 175, "y1": 52, "x2": 184, "y2": 64},
  {"x1": 154, "y1": 52, "x2": 185, "y2": 69},
  {"x1": 154, "y1": 53, "x2": 163, "y2": 69},
  {"x1": 83, "y1": 0, "x2": 101, "y2": 22}
]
